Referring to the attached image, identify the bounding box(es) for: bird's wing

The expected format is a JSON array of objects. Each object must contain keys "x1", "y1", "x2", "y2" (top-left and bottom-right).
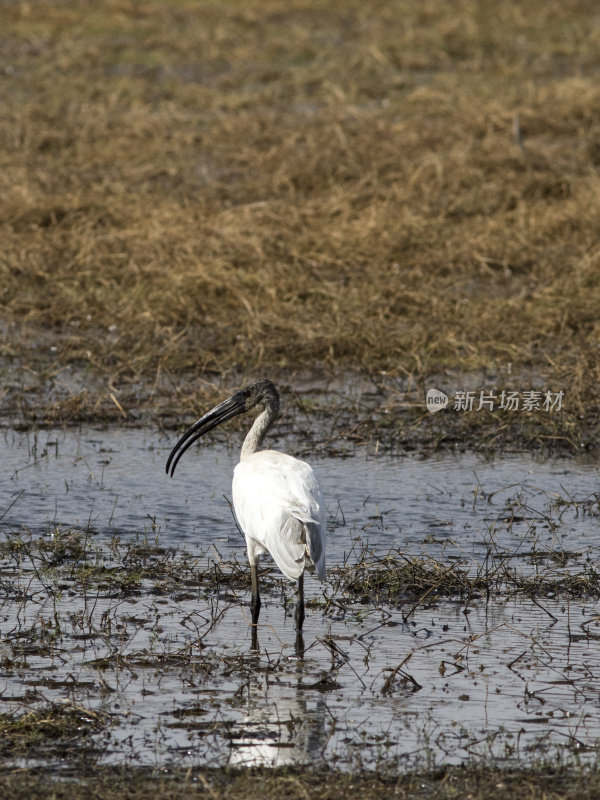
[
  {"x1": 233, "y1": 451, "x2": 326, "y2": 581},
  {"x1": 304, "y1": 521, "x2": 324, "y2": 578}
]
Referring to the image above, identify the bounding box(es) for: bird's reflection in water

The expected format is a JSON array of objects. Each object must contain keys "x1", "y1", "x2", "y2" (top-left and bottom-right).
[{"x1": 228, "y1": 631, "x2": 328, "y2": 768}]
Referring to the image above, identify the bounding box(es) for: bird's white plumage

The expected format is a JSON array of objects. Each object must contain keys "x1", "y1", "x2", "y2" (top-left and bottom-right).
[
  {"x1": 167, "y1": 379, "x2": 326, "y2": 631},
  {"x1": 233, "y1": 449, "x2": 326, "y2": 582}
]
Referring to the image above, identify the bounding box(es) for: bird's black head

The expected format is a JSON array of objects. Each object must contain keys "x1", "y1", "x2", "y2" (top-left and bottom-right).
[{"x1": 238, "y1": 379, "x2": 280, "y2": 416}]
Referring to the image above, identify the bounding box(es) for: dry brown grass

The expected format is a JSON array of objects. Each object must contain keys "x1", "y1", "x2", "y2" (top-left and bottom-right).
[
  {"x1": 3, "y1": 765, "x2": 600, "y2": 800},
  {"x1": 1, "y1": 0, "x2": 599, "y2": 433}
]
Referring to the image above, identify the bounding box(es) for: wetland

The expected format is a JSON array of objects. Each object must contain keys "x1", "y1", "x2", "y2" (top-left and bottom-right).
[
  {"x1": 1, "y1": 427, "x2": 600, "y2": 797},
  {"x1": 2, "y1": 0, "x2": 600, "y2": 796}
]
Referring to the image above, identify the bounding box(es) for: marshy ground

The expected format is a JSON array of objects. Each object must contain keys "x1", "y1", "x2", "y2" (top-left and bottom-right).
[
  {"x1": 1, "y1": 429, "x2": 600, "y2": 798},
  {"x1": 1, "y1": 0, "x2": 600, "y2": 796}
]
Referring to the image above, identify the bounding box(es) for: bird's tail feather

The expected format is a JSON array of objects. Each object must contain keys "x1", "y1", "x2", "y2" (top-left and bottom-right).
[{"x1": 271, "y1": 516, "x2": 326, "y2": 581}]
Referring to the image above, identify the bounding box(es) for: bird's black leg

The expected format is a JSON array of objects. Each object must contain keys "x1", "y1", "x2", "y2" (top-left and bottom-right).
[
  {"x1": 294, "y1": 572, "x2": 305, "y2": 631},
  {"x1": 250, "y1": 562, "x2": 261, "y2": 626}
]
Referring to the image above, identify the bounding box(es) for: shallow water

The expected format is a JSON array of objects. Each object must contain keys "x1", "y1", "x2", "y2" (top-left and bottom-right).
[
  {"x1": 1, "y1": 427, "x2": 599, "y2": 566},
  {"x1": 1, "y1": 427, "x2": 599, "y2": 770}
]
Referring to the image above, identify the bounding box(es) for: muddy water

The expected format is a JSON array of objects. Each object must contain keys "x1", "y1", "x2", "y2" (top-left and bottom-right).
[{"x1": 1, "y1": 427, "x2": 599, "y2": 769}]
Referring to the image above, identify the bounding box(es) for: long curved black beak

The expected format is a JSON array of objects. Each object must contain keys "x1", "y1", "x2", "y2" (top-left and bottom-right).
[{"x1": 166, "y1": 391, "x2": 247, "y2": 477}]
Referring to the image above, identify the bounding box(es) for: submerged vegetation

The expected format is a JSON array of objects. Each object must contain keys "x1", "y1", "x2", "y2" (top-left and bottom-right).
[
  {"x1": 0, "y1": 704, "x2": 111, "y2": 760},
  {"x1": 3, "y1": 523, "x2": 600, "y2": 607},
  {"x1": 2, "y1": 454, "x2": 600, "y2": 790},
  {"x1": 2, "y1": 508, "x2": 600, "y2": 769}
]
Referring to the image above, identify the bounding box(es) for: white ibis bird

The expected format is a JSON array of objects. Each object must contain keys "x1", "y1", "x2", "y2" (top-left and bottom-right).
[{"x1": 166, "y1": 379, "x2": 326, "y2": 636}]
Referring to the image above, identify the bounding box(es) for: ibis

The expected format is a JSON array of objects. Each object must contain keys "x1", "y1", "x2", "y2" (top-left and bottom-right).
[{"x1": 166, "y1": 379, "x2": 326, "y2": 640}]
